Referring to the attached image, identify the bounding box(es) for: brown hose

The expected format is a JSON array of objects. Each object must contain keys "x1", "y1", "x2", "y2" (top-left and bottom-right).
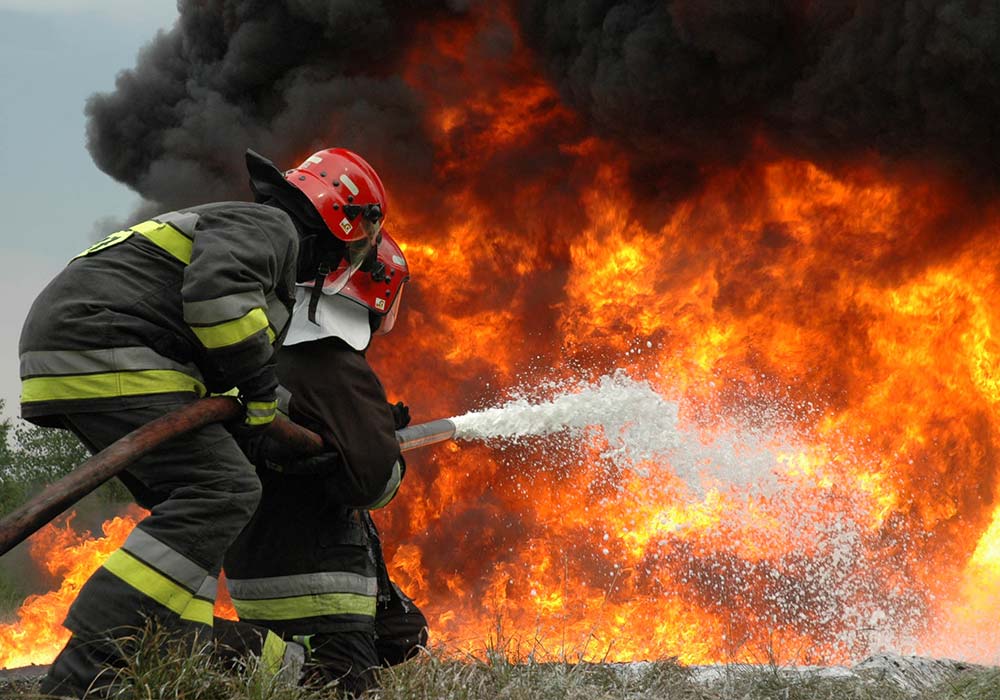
[
  {"x1": 0, "y1": 398, "x2": 459, "y2": 558},
  {"x1": 0, "y1": 397, "x2": 323, "y2": 557}
]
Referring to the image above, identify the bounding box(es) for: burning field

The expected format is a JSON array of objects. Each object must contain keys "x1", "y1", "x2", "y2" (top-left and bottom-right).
[{"x1": 6, "y1": 0, "x2": 1000, "y2": 672}]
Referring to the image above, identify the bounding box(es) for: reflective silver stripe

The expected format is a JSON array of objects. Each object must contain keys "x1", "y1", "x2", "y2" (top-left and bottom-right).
[
  {"x1": 183, "y1": 290, "x2": 267, "y2": 325},
  {"x1": 366, "y1": 460, "x2": 402, "y2": 509},
  {"x1": 266, "y1": 294, "x2": 290, "y2": 336},
  {"x1": 227, "y1": 571, "x2": 377, "y2": 600},
  {"x1": 245, "y1": 401, "x2": 277, "y2": 418},
  {"x1": 122, "y1": 528, "x2": 210, "y2": 593},
  {"x1": 20, "y1": 347, "x2": 204, "y2": 381},
  {"x1": 195, "y1": 576, "x2": 219, "y2": 601},
  {"x1": 157, "y1": 210, "x2": 200, "y2": 236},
  {"x1": 275, "y1": 385, "x2": 292, "y2": 416}
]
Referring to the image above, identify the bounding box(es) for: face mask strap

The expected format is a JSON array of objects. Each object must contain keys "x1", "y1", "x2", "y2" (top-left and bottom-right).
[{"x1": 308, "y1": 261, "x2": 330, "y2": 325}]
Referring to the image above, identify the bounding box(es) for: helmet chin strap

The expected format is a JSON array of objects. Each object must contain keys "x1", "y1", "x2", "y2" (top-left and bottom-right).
[
  {"x1": 305, "y1": 237, "x2": 347, "y2": 324},
  {"x1": 307, "y1": 261, "x2": 329, "y2": 325}
]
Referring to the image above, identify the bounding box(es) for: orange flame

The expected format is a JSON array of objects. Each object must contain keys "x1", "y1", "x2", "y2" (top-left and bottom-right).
[
  {"x1": 369, "y1": 4, "x2": 1000, "y2": 665},
  {"x1": 7, "y1": 1, "x2": 1000, "y2": 671},
  {"x1": 0, "y1": 508, "x2": 237, "y2": 669},
  {"x1": 0, "y1": 508, "x2": 142, "y2": 668}
]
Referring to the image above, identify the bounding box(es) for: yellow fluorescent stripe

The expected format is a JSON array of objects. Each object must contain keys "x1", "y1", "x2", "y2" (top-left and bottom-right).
[
  {"x1": 245, "y1": 400, "x2": 278, "y2": 425},
  {"x1": 191, "y1": 308, "x2": 269, "y2": 349},
  {"x1": 132, "y1": 220, "x2": 193, "y2": 264},
  {"x1": 261, "y1": 631, "x2": 287, "y2": 677},
  {"x1": 73, "y1": 230, "x2": 134, "y2": 259},
  {"x1": 232, "y1": 592, "x2": 376, "y2": 621},
  {"x1": 21, "y1": 369, "x2": 206, "y2": 403},
  {"x1": 179, "y1": 597, "x2": 214, "y2": 627},
  {"x1": 103, "y1": 550, "x2": 195, "y2": 617}
]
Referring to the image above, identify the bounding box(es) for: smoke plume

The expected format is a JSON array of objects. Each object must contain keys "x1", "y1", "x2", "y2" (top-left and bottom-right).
[
  {"x1": 86, "y1": 0, "x2": 1000, "y2": 213},
  {"x1": 515, "y1": 0, "x2": 1000, "y2": 182},
  {"x1": 86, "y1": 0, "x2": 469, "y2": 210}
]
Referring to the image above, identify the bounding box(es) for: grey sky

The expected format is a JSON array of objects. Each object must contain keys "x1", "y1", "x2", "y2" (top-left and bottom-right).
[{"x1": 0, "y1": 3, "x2": 178, "y2": 418}]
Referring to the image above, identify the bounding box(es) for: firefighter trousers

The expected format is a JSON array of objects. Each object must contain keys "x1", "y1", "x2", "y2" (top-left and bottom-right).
[
  {"x1": 39, "y1": 402, "x2": 262, "y2": 698},
  {"x1": 299, "y1": 581, "x2": 428, "y2": 695}
]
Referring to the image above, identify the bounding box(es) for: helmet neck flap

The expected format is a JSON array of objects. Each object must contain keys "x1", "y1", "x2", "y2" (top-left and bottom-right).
[{"x1": 245, "y1": 149, "x2": 349, "y2": 284}]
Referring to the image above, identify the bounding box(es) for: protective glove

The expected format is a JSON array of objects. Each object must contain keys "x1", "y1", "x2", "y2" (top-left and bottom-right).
[
  {"x1": 235, "y1": 364, "x2": 279, "y2": 434},
  {"x1": 282, "y1": 449, "x2": 345, "y2": 476},
  {"x1": 390, "y1": 401, "x2": 411, "y2": 430},
  {"x1": 237, "y1": 430, "x2": 274, "y2": 468}
]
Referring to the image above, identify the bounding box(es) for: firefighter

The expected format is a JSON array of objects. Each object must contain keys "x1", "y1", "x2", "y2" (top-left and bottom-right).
[
  {"x1": 19, "y1": 146, "x2": 388, "y2": 698},
  {"x1": 222, "y1": 229, "x2": 427, "y2": 696}
]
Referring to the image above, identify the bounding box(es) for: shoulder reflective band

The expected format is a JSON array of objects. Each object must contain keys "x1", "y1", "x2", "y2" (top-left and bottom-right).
[
  {"x1": 72, "y1": 219, "x2": 194, "y2": 264},
  {"x1": 73, "y1": 230, "x2": 134, "y2": 259},
  {"x1": 131, "y1": 219, "x2": 193, "y2": 264}
]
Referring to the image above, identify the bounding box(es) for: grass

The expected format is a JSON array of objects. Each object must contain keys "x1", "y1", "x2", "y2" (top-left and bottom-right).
[
  {"x1": 4, "y1": 624, "x2": 1000, "y2": 700},
  {"x1": 931, "y1": 668, "x2": 1000, "y2": 700},
  {"x1": 0, "y1": 569, "x2": 27, "y2": 618}
]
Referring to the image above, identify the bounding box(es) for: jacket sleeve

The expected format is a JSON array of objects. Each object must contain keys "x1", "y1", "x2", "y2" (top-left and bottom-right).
[
  {"x1": 278, "y1": 338, "x2": 404, "y2": 509},
  {"x1": 181, "y1": 203, "x2": 298, "y2": 392}
]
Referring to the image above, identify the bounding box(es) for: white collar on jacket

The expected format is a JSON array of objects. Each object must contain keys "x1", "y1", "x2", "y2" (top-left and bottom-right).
[{"x1": 282, "y1": 286, "x2": 372, "y2": 350}]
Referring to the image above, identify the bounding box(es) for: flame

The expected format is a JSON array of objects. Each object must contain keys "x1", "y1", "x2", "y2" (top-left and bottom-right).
[
  {"x1": 8, "y1": 0, "x2": 1000, "y2": 671},
  {"x1": 0, "y1": 508, "x2": 236, "y2": 669},
  {"x1": 0, "y1": 509, "x2": 141, "y2": 668},
  {"x1": 370, "y1": 4, "x2": 1000, "y2": 665}
]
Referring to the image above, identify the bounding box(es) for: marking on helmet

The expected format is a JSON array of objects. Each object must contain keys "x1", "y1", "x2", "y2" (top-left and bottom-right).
[
  {"x1": 340, "y1": 174, "x2": 360, "y2": 196},
  {"x1": 305, "y1": 155, "x2": 323, "y2": 165},
  {"x1": 375, "y1": 298, "x2": 387, "y2": 310},
  {"x1": 392, "y1": 255, "x2": 405, "y2": 266},
  {"x1": 340, "y1": 218, "x2": 353, "y2": 235}
]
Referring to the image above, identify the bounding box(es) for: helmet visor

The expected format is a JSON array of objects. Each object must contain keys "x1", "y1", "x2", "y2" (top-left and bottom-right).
[
  {"x1": 321, "y1": 205, "x2": 383, "y2": 295},
  {"x1": 375, "y1": 284, "x2": 404, "y2": 335}
]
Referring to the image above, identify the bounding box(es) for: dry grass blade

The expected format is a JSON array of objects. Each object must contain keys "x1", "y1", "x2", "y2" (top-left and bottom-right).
[{"x1": 2, "y1": 627, "x2": 998, "y2": 699}]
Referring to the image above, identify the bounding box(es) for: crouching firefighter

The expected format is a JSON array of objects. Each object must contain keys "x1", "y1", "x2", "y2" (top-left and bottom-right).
[
  {"x1": 19, "y1": 145, "x2": 389, "y2": 698},
  {"x1": 222, "y1": 226, "x2": 427, "y2": 696}
]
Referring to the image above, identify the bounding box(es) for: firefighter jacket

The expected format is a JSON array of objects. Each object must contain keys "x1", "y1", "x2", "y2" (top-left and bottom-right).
[
  {"x1": 224, "y1": 336, "x2": 404, "y2": 635},
  {"x1": 18, "y1": 202, "x2": 298, "y2": 424}
]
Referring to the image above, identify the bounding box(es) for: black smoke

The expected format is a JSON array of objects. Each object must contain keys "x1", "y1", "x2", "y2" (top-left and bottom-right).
[
  {"x1": 86, "y1": 0, "x2": 471, "y2": 211},
  {"x1": 87, "y1": 0, "x2": 1000, "y2": 215},
  {"x1": 516, "y1": 0, "x2": 1000, "y2": 186}
]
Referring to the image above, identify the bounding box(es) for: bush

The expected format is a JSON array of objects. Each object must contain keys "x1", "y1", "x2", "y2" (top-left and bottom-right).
[{"x1": 0, "y1": 400, "x2": 129, "y2": 519}]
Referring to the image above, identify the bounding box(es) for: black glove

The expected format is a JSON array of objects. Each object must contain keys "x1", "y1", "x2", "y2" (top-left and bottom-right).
[
  {"x1": 390, "y1": 401, "x2": 411, "y2": 429},
  {"x1": 235, "y1": 364, "x2": 279, "y2": 434},
  {"x1": 283, "y1": 449, "x2": 345, "y2": 476},
  {"x1": 238, "y1": 430, "x2": 274, "y2": 468}
]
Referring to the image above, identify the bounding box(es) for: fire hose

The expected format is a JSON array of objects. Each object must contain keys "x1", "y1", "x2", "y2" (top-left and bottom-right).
[{"x1": 0, "y1": 397, "x2": 456, "y2": 558}]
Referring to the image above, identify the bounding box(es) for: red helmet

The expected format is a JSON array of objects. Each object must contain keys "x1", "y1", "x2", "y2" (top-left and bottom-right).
[
  {"x1": 285, "y1": 148, "x2": 388, "y2": 295},
  {"x1": 336, "y1": 229, "x2": 409, "y2": 335}
]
